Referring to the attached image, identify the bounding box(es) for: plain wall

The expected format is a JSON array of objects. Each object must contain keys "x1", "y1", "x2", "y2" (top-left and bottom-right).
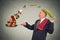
[{"x1": 0, "y1": 0, "x2": 60, "y2": 40}]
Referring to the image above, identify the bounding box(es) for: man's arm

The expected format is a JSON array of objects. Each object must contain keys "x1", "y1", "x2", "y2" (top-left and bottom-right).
[
  {"x1": 24, "y1": 22, "x2": 35, "y2": 30},
  {"x1": 47, "y1": 20, "x2": 54, "y2": 34}
]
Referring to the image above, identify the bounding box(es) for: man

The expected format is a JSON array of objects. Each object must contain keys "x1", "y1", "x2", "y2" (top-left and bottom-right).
[{"x1": 21, "y1": 9, "x2": 55, "y2": 40}]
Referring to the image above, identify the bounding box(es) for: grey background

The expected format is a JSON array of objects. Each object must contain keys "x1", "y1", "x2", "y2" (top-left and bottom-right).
[{"x1": 0, "y1": 0, "x2": 60, "y2": 40}]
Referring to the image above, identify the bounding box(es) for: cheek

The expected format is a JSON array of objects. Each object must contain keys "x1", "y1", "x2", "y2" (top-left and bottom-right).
[
  {"x1": 39, "y1": 13, "x2": 45, "y2": 17},
  {"x1": 40, "y1": 14, "x2": 43, "y2": 16},
  {"x1": 40, "y1": 14, "x2": 45, "y2": 17},
  {"x1": 39, "y1": 14, "x2": 42, "y2": 17}
]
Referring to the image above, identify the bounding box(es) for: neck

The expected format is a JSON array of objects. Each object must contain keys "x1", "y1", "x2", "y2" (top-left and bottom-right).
[{"x1": 40, "y1": 17, "x2": 46, "y2": 19}]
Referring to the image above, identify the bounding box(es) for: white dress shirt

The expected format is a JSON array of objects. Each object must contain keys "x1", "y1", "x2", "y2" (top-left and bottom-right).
[{"x1": 40, "y1": 18, "x2": 46, "y2": 23}]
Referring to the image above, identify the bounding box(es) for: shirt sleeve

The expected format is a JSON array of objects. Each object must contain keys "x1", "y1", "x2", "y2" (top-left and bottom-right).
[
  {"x1": 24, "y1": 22, "x2": 35, "y2": 30},
  {"x1": 24, "y1": 20, "x2": 39, "y2": 30}
]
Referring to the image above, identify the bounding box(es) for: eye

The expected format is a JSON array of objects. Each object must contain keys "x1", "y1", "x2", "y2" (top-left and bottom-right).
[{"x1": 40, "y1": 12, "x2": 41, "y2": 14}]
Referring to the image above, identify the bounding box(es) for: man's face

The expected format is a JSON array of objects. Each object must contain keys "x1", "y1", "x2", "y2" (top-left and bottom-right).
[{"x1": 39, "y1": 10, "x2": 46, "y2": 19}]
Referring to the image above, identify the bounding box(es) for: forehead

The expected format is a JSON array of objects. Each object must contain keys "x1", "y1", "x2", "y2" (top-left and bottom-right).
[
  {"x1": 40, "y1": 10, "x2": 45, "y2": 12},
  {"x1": 39, "y1": 10, "x2": 47, "y2": 15}
]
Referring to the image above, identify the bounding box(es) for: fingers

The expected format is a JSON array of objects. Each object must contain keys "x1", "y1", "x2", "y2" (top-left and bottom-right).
[
  {"x1": 21, "y1": 22, "x2": 27, "y2": 26},
  {"x1": 53, "y1": 16, "x2": 56, "y2": 20},
  {"x1": 50, "y1": 16, "x2": 56, "y2": 23}
]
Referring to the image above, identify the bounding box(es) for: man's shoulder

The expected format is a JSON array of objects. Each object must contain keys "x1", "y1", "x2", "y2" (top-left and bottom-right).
[
  {"x1": 35, "y1": 18, "x2": 51, "y2": 23},
  {"x1": 35, "y1": 19, "x2": 40, "y2": 23}
]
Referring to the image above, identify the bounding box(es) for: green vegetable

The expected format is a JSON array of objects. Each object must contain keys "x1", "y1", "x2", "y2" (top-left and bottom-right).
[{"x1": 45, "y1": 9, "x2": 53, "y2": 18}]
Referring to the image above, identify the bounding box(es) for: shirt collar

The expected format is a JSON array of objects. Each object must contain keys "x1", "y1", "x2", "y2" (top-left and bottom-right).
[{"x1": 40, "y1": 18, "x2": 46, "y2": 23}]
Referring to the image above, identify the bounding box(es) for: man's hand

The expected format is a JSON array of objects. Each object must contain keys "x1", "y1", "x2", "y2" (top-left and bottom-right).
[
  {"x1": 50, "y1": 16, "x2": 56, "y2": 23},
  {"x1": 21, "y1": 22, "x2": 27, "y2": 26}
]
